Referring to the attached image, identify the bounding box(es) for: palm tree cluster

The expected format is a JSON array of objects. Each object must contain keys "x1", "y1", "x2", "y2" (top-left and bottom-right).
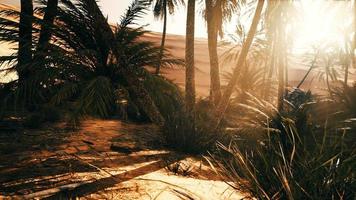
[{"x1": 0, "y1": 0, "x2": 183, "y2": 124}]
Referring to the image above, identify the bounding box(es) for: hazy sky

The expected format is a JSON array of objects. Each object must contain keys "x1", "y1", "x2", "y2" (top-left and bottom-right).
[
  {"x1": 0, "y1": 0, "x2": 210, "y2": 82},
  {"x1": 1, "y1": 0, "x2": 210, "y2": 37},
  {"x1": 0, "y1": 0, "x2": 354, "y2": 82},
  {"x1": 1, "y1": 0, "x2": 353, "y2": 53}
]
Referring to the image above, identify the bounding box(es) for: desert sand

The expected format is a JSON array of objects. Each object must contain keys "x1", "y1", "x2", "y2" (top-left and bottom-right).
[
  {"x1": 0, "y1": 119, "x2": 244, "y2": 199},
  {"x1": 142, "y1": 32, "x2": 356, "y2": 97}
]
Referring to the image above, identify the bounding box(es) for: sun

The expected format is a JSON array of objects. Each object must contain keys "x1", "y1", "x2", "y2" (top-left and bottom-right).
[{"x1": 293, "y1": 0, "x2": 354, "y2": 54}]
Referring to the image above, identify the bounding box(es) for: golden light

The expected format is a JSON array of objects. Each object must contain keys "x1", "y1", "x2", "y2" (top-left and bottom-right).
[{"x1": 293, "y1": 0, "x2": 354, "y2": 54}]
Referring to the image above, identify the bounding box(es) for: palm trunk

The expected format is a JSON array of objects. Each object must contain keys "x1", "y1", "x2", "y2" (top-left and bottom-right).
[
  {"x1": 353, "y1": 0, "x2": 356, "y2": 70},
  {"x1": 284, "y1": 50, "x2": 288, "y2": 88},
  {"x1": 344, "y1": 62, "x2": 349, "y2": 86},
  {"x1": 155, "y1": 0, "x2": 167, "y2": 75},
  {"x1": 185, "y1": 0, "x2": 196, "y2": 123},
  {"x1": 36, "y1": 0, "x2": 58, "y2": 57},
  {"x1": 86, "y1": 0, "x2": 165, "y2": 125},
  {"x1": 263, "y1": 41, "x2": 275, "y2": 99},
  {"x1": 297, "y1": 51, "x2": 318, "y2": 88},
  {"x1": 277, "y1": 33, "x2": 285, "y2": 112},
  {"x1": 18, "y1": 0, "x2": 33, "y2": 81},
  {"x1": 326, "y1": 72, "x2": 332, "y2": 97},
  {"x1": 344, "y1": 39, "x2": 349, "y2": 86},
  {"x1": 124, "y1": 71, "x2": 165, "y2": 125},
  {"x1": 212, "y1": 0, "x2": 265, "y2": 130},
  {"x1": 206, "y1": 0, "x2": 221, "y2": 105},
  {"x1": 261, "y1": 62, "x2": 267, "y2": 96}
]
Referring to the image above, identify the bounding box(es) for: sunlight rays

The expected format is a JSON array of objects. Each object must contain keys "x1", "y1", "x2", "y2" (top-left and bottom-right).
[{"x1": 293, "y1": 0, "x2": 354, "y2": 54}]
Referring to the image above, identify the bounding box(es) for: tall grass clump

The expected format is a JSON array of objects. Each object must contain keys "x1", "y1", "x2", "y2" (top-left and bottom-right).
[
  {"x1": 163, "y1": 99, "x2": 228, "y2": 154},
  {"x1": 210, "y1": 89, "x2": 355, "y2": 199}
]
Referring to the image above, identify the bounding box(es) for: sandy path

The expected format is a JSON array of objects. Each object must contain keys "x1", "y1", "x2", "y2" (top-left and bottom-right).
[{"x1": 0, "y1": 119, "x2": 243, "y2": 199}]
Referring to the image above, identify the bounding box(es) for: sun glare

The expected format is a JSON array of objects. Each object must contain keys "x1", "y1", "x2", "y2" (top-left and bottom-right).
[{"x1": 293, "y1": 0, "x2": 354, "y2": 54}]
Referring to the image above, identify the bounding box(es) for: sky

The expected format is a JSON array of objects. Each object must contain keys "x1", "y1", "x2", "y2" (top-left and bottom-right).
[
  {"x1": 0, "y1": 0, "x2": 354, "y2": 82},
  {"x1": 99, "y1": 0, "x2": 209, "y2": 38},
  {"x1": 0, "y1": 0, "x2": 210, "y2": 37},
  {"x1": 0, "y1": 0, "x2": 210, "y2": 82},
  {"x1": 2, "y1": 0, "x2": 353, "y2": 48}
]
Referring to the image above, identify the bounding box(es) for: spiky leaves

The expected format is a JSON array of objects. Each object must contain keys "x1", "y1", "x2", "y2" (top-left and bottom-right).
[{"x1": 0, "y1": 0, "x2": 181, "y2": 123}]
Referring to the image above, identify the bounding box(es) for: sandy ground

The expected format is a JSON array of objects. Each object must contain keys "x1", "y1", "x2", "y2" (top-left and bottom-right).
[{"x1": 0, "y1": 119, "x2": 244, "y2": 199}]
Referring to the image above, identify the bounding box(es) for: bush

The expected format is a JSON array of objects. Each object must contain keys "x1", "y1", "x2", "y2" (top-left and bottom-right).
[
  {"x1": 210, "y1": 91, "x2": 355, "y2": 199},
  {"x1": 213, "y1": 124, "x2": 355, "y2": 199},
  {"x1": 163, "y1": 99, "x2": 228, "y2": 155}
]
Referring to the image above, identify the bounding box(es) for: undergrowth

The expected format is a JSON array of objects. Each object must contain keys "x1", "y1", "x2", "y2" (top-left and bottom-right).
[{"x1": 209, "y1": 89, "x2": 356, "y2": 199}]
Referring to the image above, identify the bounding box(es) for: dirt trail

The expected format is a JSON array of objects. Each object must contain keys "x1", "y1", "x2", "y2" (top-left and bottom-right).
[{"x1": 0, "y1": 119, "x2": 243, "y2": 199}]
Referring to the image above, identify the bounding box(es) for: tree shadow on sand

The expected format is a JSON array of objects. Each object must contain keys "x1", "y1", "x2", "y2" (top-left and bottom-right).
[{"x1": 0, "y1": 120, "x2": 225, "y2": 199}]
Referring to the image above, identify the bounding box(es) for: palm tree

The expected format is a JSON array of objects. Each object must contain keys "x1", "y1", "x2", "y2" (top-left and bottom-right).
[
  {"x1": 18, "y1": 0, "x2": 33, "y2": 82},
  {"x1": 264, "y1": 0, "x2": 296, "y2": 111},
  {"x1": 35, "y1": 0, "x2": 58, "y2": 58},
  {"x1": 149, "y1": 0, "x2": 184, "y2": 75},
  {"x1": 353, "y1": 0, "x2": 356, "y2": 70},
  {"x1": 53, "y1": 0, "x2": 172, "y2": 125},
  {"x1": 0, "y1": 0, "x2": 182, "y2": 125},
  {"x1": 212, "y1": 0, "x2": 265, "y2": 130},
  {"x1": 204, "y1": 0, "x2": 238, "y2": 105},
  {"x1": 185, "y1": 0, "x2": 196, "y2": 121}
]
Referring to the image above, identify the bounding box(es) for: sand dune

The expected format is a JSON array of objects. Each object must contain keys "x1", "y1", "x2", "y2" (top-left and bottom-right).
[
  {"x1": 143, "y1": 32, "x2": 356, "y2": 96},
  {"x1": 1, "y1": 28, "x2": 354, "y2": 94}
]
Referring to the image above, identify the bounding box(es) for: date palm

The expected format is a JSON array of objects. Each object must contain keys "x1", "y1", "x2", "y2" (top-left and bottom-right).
[
  {"x1": 35, "y1": 0, "x2": 59, "y2": 60},
  {"x1": 185, "y1": 0, "x2": 196, "y2": 123},
  {"x1": 212, "y1": 0, "x2": 265, "y2": 130},
  {"x1": 204, "y1": 0, "x2": 239, "y2": 105},
  {"x1": 149, "y1": 0, "x2": 184, "y2": 74},
  {"x1": 0, "y1": 0, "x2": 182, "y2": 125},
  {"x1": 18, "y1": 0, "x2": 33, "y2": 82},
  {"x1": 204, "y1": 0, "x2": 238, "y2": 105},
  {"x1": 353, "y1": 0, "x2": 356, "y2": 71},
  {"x1": 264, "y1": 0, "x2": 297, "y2": 111}
]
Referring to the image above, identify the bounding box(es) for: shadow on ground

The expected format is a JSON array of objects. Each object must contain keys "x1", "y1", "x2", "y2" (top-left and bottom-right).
[{"x1": 0, "y1": 120, "x2": 215, "y2": 199}]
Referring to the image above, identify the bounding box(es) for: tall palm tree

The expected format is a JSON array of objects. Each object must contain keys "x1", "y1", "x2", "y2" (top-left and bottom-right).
[
  {"x1": 212, "y1": 0, "x2": 265, "y2": 130},
  {"x1": 264, "y1": 0, "x2": 296, "y2": 111},
  {"x1": 204, "y1": 0, "x2": 238, "y2": 105},
  {"x1": 0, "y1": 0, "x2": 181, "y2": 125},
  {"x1": 18, "y1": 0, "x2": 33, "y2": 81},
  {"x1": 353, "y1": 0, "x2": 356, "y2": 70},
  {"x1": 185, "y1": 0, "x2": 196, "y2": 121},
  {"x1": 149, "y1": 0, "x2": 184, "y2": 75},
  {"x1": 55, "y1": 0, "x2": 168, "y2": 125},
  {"x1": 35, "y1": 0, "x2": 58, "y2": 58}
]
